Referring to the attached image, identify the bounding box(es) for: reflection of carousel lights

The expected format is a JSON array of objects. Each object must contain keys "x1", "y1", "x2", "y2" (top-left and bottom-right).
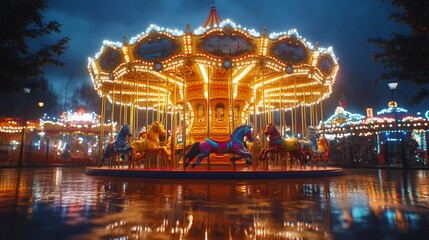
[
  {"x1": 107, "y1": 214, "x2": 194, "y2": 238},
  {"x1": 252, "y1": 221, "x2": 326, "y2": 239}
]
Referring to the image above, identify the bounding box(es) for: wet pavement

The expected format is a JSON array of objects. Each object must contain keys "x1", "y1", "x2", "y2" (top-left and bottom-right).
[{"x1": 0, "y1": 166, "x2": 428, "y2": 239}]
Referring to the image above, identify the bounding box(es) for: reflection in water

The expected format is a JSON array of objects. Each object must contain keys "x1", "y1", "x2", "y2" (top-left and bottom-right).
[{"x1": 0, "y1": 168, "x2": 428, "y2": 239}]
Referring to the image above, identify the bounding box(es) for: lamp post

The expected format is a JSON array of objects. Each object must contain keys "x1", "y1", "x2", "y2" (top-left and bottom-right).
[
  {"x1": 387, "y1": 81, "x2": 398, "y2": 104},
  {"x1": 387, "y1": 81, "x2": 406, "y2": 168},
  {"x1": 18, "y1": 88, "x2": 31, "y2": 167},
  {"x1": 387, "y1": 81, "x2": 399, "y2": 126}
]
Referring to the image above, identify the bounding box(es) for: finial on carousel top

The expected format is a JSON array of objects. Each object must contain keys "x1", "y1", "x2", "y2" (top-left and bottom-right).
[
  {"x1": 185, "y1": 23, "x2": 192, "y2": 34},
  {"x1": 202, "y1": 1, "x2": 221, "y2": 28},
  {"x1": 262, "y1": 26, "x2": 268, "y2": 37}
]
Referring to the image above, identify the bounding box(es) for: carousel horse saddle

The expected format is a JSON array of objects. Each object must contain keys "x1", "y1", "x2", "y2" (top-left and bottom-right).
[
  {"x1": 205, "y1": 138, "x2": 233, "y2": 152},
  {"x1": 282, "y1": 138, "x2": 299, "y2": 151}
]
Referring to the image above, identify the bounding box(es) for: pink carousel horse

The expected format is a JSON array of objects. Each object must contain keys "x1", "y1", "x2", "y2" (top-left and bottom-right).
[
  {"x1": 258, "y1": 123, "x2": 321, "y2": 169},
  {"x1": 183, "y1": 124, "x2": 254, "y2": 169},
  {"x1": 129, "y1": 121, "x2": 171, "y2": 169}
]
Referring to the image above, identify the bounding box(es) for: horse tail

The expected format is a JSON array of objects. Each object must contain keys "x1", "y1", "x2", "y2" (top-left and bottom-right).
[
  {"x1": 99, "y1": 143, "x2": 111, "y2": 167},
  {"x1": 130, "y1": 142, "x2": 138, "y2": 162},
  {"x1": 184, "y1": 142, "x2": 200, "y2": 169},
  {"x1": 185, "y1": 142, "x2": 200, "y2": 159}
]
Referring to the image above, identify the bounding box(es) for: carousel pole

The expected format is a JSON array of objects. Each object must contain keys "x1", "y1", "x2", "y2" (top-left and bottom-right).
[
  {"x1": 267, "y1": 93, "x2": 270, "y2": 124},
  {"x1": 302, "y1": 85, "x2": 306, "y2": 136},
  {"x1": 320, "y1": 92, "x2": 325, "y2": 135},
  {"x1": 129, "y1": 76, "x2": 135, "y2": 137},
  {"x1": 280, "y1": 82, "x2": 283, "y2": 133},
  {"x1": 135, "y1": 74, "x2": 139, "y2": 137},
  {"x1": 166, "y1": 75, "x2": 172, "y2": 168},
  {"x1": 229, "y1": 65, "x2": 235, "y2": 170},
  {"x1": 171, "y1": 75, "x2": 178, "y2": 168},
  {"x1": 119, "y1": 78, "x2": 123, "y2": 127},
  {"x1": 315, "y1": 100, "x2": 319, "y2": 127},
  {"x1": 207, "y1": 65, "x2": 211, "y2": 170},
  {"x1": 252, "y1": 75, "x2": 258, "y2": 169},
  {"x1": 111, "y1": 79, "x2": 116, "y2": 141},
  {"x1": 280, "y1": 82, "x2": 285, "y2": 169},
  {"x1": 146, "y1": 73, "x2": 149, "y2": 128},
  {"x1": 157, "y1": 79, "x2": 161, "y2": 122},
  {"x1": 230, "y1": 69, "x2": 234, "y2": 132},
  {"x1": 292, "y1": 78, "x2": 297, "y2": 137},
  {"x1": 100, "y1": 93, "x2": 106, "y2": 159},
  {"x1": 261, "y1": 67, "x2": 268, "y2": 170},
  {"x1": 182, "y1": 71, "x2": 187, "y2": 170}
]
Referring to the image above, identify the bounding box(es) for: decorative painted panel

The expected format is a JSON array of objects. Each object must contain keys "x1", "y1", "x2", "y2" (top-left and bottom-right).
[
  {"x1": 135, "y1": 38, "x2": 178, "y2": 61},
  {"x1": 200, "y1": 35, "x2": 253, "y2": 58},
  {"x1": 272, "y1": 39, "x2": 308, "y2": 64},
  {"x1": 318, "y1": 54, "x2": 335, "y2": 76},
  {"x1": 99, "y1": 47, "x2": 123, "y2": 72}
]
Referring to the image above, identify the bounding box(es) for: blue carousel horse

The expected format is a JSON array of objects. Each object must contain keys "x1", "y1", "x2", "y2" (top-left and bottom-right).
[
  {"x1": 98, "y1": 124, "x2": 133, "y2": 167},
  {"x1": 298, "y1": 126, "x2": 323, "y2": 164},
  {"x1": 184, "y1": 124, "x2": 254, "y2": 169}
]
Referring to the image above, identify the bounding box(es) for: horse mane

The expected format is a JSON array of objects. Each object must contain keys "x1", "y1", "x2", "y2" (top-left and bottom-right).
[
  {"x1": 118, "y1": 124, "x2": 129, "y2": 135},
  {"x1": 304, "y1": 127, "x2": 318, "y2": 149},
  {"x1": 147, "y1": 121, "x2": 159, "y2": 131},
  {"x1": 270, "y1": 123, "x2": 281, "y2": 134},
  {"x1": 231, "y1": 124, "x2": 248, "y2": 136}
]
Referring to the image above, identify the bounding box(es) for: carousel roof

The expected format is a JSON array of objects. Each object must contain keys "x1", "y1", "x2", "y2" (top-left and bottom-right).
[
  {"x1": 324, "y1": 106, "x2": 365, "y2": 126},
  {"x1": 40, "y1": 111, "x2": 114, "y2": 135},
  {"x1": 88, "y1": 5, "x2": 339, "y2": 114},
  {"x1": 0, "y1": 118, "x2": 39, "y2": 133}
]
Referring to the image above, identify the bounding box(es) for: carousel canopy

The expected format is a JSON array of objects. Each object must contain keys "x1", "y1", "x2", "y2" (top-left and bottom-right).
[
  {"x1": 88, "y1": 6, "x2": 339, "y2": 115},
  {"x1": 324, "y1": 106, "x2": 365, "y2": 126},
  {"x1": 0, "y1": 118, "x2": 38, "y2": 134},
  {"x1": 40, "y1": 111, "x2": 114, "y2": 135}
]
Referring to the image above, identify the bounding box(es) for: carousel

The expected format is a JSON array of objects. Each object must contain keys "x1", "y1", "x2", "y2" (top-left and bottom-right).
[
  {"x1": 324, "y1": 103, "x2": 429, "y2": 167},
  {"x1": 0, "y1": 118, "x2": 39, "y2": 163},
  {"x1": 86, "y1": 4, "x2": 342, "y2": 178},
  {"x1": 40, "y1": 110, "x2": 115, "y2": 163}
]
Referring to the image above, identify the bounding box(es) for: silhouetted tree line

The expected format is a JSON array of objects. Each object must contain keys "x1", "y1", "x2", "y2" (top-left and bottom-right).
[{"x1": 369, "y1": 0, "x2": 429, "y2": 105}]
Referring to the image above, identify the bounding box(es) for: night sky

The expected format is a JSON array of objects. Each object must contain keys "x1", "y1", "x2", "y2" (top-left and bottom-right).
[{"x1": 42, "y1": 0, "x2": 428, "y2": 116}]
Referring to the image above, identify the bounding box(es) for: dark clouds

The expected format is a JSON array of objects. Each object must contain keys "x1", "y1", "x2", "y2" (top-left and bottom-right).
[{"x1": 42, "y1": 0, "x2": 427, "y2": 115}]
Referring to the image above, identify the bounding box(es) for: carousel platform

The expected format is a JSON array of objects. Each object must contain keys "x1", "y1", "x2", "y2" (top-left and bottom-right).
[{"x1": 86, "y1": 166, "x2": 343, "y2": 179}]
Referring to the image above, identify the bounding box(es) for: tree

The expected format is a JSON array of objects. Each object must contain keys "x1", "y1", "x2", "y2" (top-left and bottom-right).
[
  {"x1": 71, "y1": 83, "x2": 102, "y2": 113},
  {"x1": 0, "y1": 79, "x2": 61, "y2": 120},
  {"x1": 368, "y1": 0, "x2": 429, "y2": 105},
  {"x1": 0, "y1": 0, "x2": 69, "y2": 92}
]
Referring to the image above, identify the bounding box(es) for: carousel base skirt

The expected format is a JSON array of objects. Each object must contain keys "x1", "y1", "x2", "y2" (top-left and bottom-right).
[{"x1": 86, "y1": 166, "x2": 343, "y2": 179}]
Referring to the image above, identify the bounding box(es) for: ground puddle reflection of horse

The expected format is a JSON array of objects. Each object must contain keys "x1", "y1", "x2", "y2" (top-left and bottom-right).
[{"x1": 184, "y1": 124, "x2": 254, "y2": 169}]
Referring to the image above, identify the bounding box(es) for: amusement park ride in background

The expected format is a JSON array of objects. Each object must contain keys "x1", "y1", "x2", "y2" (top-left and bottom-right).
[{"x1": 88, "y1": 3, "x2": 338, "y2": 170}]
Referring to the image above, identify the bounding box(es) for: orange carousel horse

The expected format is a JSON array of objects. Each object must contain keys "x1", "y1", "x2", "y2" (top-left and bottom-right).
[
  {"x1": 313, "y1": 136, "x2": 329, "y2": 168},
  {"x1": 129, "y1": 121, "x2": 171, "y2": 169}
]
